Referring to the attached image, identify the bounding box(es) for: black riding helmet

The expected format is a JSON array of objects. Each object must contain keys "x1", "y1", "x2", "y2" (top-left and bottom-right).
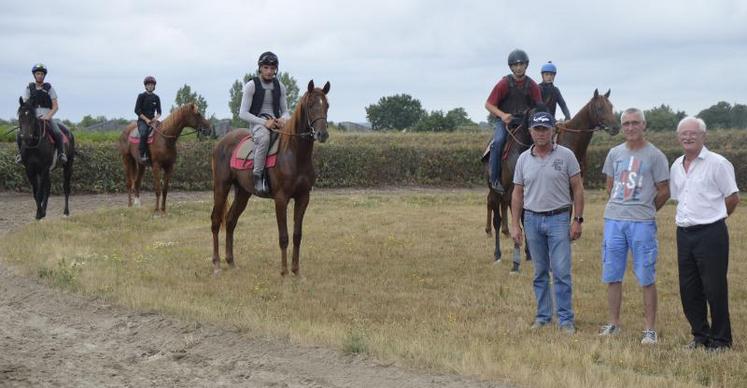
[
  {"x1": 143, "y1": 75, "x2": 157, "y2": 85},
  {"x1": 507, "y1": 49, "x2": 529, "y2": 66},
  {"x1": 31, "y1": 63, "x2": 48, "y2": 75},
  {"x1": 258, "y1": 51, "x2": 279, "y2": 68}
]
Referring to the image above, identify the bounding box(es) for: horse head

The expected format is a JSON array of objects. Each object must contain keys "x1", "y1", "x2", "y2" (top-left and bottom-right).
[
  {"x1": 17, "y1": 97, "x2": 42, "y2": 145},
  {"x1": 301, "y1": 80, "x2": 331, "y2": 143},
  {"x1": 590, "y1": 89, "x2": 620, "y2": 136},
  {"x1": 182, "y1": 103, "x2": 213, "y2": 137}
]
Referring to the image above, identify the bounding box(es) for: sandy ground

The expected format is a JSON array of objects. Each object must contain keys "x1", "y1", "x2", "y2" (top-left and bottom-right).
[{"x1": 0, "y1": 191, "x2": 506, "y2": 388}]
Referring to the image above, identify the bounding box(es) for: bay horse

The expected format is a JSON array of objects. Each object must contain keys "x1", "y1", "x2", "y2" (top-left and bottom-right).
[
  {"x1": 210, "y1": 80, "x2": 330, "y2": 276},
  {"x1": 485, "y1": 89, "x2": 620, "y2": 260},
  {"x1": 117, "y1": 102, "x2": 212, "y2": 214},
  {"x1": 16, "y1": 97, "x2": 75, "y2": 220}
]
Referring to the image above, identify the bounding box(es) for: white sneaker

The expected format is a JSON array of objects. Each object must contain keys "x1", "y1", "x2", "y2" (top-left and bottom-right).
[
  {"x1": 598, "y1": 324, "x2": 620, "y2": 336},
  {"x1": 641, "y1": 329, "x2": 658, "y2": 344}
]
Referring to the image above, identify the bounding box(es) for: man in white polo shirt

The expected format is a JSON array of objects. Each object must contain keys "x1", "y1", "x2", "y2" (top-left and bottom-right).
[{"x1": 670, "y1": 116, "x2": 740, "y2": 351}]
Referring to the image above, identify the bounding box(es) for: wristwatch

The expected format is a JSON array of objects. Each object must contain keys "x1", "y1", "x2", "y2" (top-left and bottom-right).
[{"x1": 573, "y1": 216, "x2": 584, "y2": 224}]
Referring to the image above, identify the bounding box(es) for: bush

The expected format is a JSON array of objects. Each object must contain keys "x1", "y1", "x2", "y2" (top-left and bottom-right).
[{"x1": 1, "y1": 132, "x2": 746, "y2": 194}]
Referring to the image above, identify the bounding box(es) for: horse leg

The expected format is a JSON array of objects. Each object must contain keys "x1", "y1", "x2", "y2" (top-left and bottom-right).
[
  {"x1": 160, "y1": 165, "x2": 173, "y2": 214},
  {"x1": 27, "y1": 170, "x2": 42, "y2": 220},
  {"x1": 485, "y1": 199, "x2": 493, "y2": 236},
  {"x1": 39, "y1": 169, "x2": 51, "y2": 220},
  {"x1": 211, "y1": 181, "x2": 230, "y2": 274},
  {"x1": 291, "y1": 192, "x2": 310, "y2": 276},
  {"x1": 151, "y1": 163, "x2": 162, "y2": 215},
  {"x1": 134, "y1": 164, "x2": 146, "y2": 207},
  {"x1": 225, "y1": 186, "x2": 250, "y2": 269},
  {"x1": 63, "y1": 161, "x2": 72, "y2": 216},
  {"x1": 273, "y1": 196, "x2": 290, "y2": 276},
  {"x1": 492, "y1": 206, "x2": 501, "y2": 261},
  {"x1": 500, "y1": 200, "x2": 510, "y2": 237},
  {"x1": 122, "y1": 155, "x2": 134, "y2": 207}
]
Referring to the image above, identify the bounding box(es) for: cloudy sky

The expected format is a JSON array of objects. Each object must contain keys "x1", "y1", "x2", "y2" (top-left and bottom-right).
[{"x1": 1, "y1": 0, "x2": 745, "y2": 125}]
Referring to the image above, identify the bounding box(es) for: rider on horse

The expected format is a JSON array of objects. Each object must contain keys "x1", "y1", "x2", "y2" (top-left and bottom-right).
[
  {"x1": 539, "y1": 61, "x2": 572, "y2": 122},
  {"x1": 485, "y1": 49, "x2": 542, "y2": 193},
  {"x1": 238, "y1": 51, "x2": 290, "y2": 196},
  {"x1": 134, "y1": 75, "x2": 162, "y2": 163},
  {"x1": 17, "y1": 63, "x2": 67, "y2": 164}
]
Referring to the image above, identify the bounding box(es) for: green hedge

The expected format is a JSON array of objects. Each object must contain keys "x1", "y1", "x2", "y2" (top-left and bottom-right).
[{"x1": 1, "y1": 138, "x2": 746, "y2": 194}]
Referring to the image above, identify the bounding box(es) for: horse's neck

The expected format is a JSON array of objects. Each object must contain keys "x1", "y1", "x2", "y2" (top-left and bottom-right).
[
  {"x1": 560, "y1": 104, "x2": 593, "y2": 156},
  {"x1": 279, "y1": 104, "x2": 313, "y2": 162},
  {"x1": 158, "y1": 112, "x2": 188, "y2": 144}
]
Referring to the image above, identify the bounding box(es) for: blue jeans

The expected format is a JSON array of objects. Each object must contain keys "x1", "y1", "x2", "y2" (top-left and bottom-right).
[
  {"x1": 488, "y1": 120, "x2": 507, "y2": 185},
  {"x1": 602, "y1": 219, "x2": 658, "y2": 286},
  {"x1": 524, "y1": 210, "x2": 574, "y2": 326}
]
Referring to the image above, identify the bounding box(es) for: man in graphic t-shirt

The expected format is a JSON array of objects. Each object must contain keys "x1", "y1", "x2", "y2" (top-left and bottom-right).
[{"x1": 598, "y1": 108, "x2": 670, "y2": 345}]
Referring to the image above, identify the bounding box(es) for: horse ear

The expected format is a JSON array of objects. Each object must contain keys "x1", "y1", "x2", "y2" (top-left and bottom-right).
[
  {"x1": 604, "y1": 89, "x2": 611, "y2": 98},
  {"x1": 594, "y1": 89, "x2": 599, "y2": 98},
  {"x1": 19, "y1": 97, "x2": 23, "y2": 107},
  {"x1": 192, "y1": 103, "x2": 198, "y2": 113},
  {"x1": 307, "y1": 80, "x2": 315, "y2": 93},
  {"x1": 322, "y1": 81, "x2": 330, "y2": 95}
]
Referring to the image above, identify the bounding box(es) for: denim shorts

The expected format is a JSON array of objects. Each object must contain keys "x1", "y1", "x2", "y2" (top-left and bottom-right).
[{"x1": 601, "y1": 219, "x2": 658, "y2": 286}]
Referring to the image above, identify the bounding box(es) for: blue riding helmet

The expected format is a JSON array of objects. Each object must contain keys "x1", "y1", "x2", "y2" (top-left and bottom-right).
[
  {"x1": 541, "y1": 61, "x2": 557, "y2": 74},
  {"x1": 32, "y1": 63, "x2": 48, "y2": 74}
]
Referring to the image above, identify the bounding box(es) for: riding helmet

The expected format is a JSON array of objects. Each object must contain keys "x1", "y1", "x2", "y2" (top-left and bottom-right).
[
  {"x1": 541, "y1": 61, "x2": 557, "y2": 74},
  {"x1": 31, "y1": 63, "x2": 48, "y2": 75},
  {"x1": 258, "y1": 51, "x2": 279, "y2": 68},
  {"x1": 507, "y1": 49, "x2": 529, "y2": 66},
  {"x1": 143, "y1": 75, "x2": 157, "y2": 85}
]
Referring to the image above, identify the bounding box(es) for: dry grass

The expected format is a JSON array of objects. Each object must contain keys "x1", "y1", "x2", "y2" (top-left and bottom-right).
[{"x1": 2, "y1": 189, "x2": 745, "y2": 387}]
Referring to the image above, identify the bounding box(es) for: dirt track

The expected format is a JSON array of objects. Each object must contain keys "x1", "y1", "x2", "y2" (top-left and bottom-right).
[{"x1": 0, "y1": 192, "x2": 505, "y2": 388}]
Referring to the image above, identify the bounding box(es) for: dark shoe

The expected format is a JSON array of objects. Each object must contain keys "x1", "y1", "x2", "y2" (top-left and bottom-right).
[
  {"x1": 490, "y1": 181, "x2": 505, "y2": 194},
  {"x1": 510, "y1": 262, "x2": 520, "y2": 274},
  {"x1": 15, "y1": 153, "x2": 22, "y2": 164},
  {"x1": 253, "y1": 172, "x2": 268, "y2": 196},
  {"x1": 140, "y1": 153, "x2": 149, "y2": 163},
  {"x1": 58, "y1": 152, "x2": 68, "y2": 163}
]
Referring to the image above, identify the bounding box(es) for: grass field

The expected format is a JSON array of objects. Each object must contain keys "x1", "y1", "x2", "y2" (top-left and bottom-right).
[{"x1": 1, "y1": 189, "x2": 745, "y2": 387}]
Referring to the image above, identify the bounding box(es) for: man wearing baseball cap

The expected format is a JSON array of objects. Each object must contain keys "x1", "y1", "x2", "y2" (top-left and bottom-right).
[{"x1": 510, "y1": 111, "x2": 585, "y2": 335}]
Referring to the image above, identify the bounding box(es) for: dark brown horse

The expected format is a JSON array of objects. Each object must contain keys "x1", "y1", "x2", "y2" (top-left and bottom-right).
[
  {"x1": 210, "y1": 80, "x2": 330, "y2": 276},
  {"x1": 17, "y1": 97, "x2": 75, "y2": 220},
  {"x1": 117, "y1": 102, "x2": 212, "y2": 214},
  {"x1": 485, "y1": 89, "x2": 620, "y2": 260}
]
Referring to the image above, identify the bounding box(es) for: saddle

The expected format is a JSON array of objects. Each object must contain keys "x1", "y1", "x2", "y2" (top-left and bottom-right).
[
  {"x1": 230, "y1": 132, "x2": 280, "y2": 170},
  {"x1": 128, "y1": 127, "x2": 156, "y2": 144},
  {"x1": 46, "y1": 122, "x2": 71, "y2": 145}
]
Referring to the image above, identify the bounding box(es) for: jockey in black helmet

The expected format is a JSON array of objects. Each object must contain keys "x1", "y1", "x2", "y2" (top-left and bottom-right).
[
  {"x1": 18, "y1": 63, "x2": 67, "y2": 164},
  {"x1": 485, "y1": 49, "x2": 542, "y2": 193},
  {"x1": 238, "y1": 51, "x2": 290, "y2": 196},
  {"x1": 133, "y1": 75, "x2": 162, "y2": 163}
]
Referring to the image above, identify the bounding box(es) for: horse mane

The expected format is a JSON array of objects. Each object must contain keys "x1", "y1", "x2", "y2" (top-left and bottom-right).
[
  {"x1": 159, "y1": 103, "x2": 195, "y2": 133},
  {"x1": 278, "y1": 89, "x2": 323, "y2": 153}
]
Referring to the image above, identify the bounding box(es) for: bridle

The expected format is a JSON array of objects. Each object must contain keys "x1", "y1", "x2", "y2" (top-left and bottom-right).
[
  {"x1": 557, "y1": 97, "x2": 613, "y2": 134},
  {"x1": 18, "y1": 108, "x2": 47, "y2": 149},
  {"x1": 267, "y1": 94, "x2": 327, "y2": 141}
]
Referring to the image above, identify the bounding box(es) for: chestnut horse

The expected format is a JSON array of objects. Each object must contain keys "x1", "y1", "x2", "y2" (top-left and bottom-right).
[
  {"x1": 210, "y1": 80, "x2": 330, "y2": 276},
  {"x1": 117, "y1": 102, "x2": 212, "y2": 214},
  {"x1": 485, "y1": 89, "x2": 620, "y2": 260},
  {"x1": 16, "y1": 97, "x2": 75, "y2": 220}
]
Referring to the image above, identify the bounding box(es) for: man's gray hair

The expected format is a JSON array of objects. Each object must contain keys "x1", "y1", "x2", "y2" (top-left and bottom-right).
[
  {"x1": 620, "y1": 108, "x2": 645, "y2": 123},
  {"x1": 677, "y1": 116, "x2": 707, "y2": 133}
]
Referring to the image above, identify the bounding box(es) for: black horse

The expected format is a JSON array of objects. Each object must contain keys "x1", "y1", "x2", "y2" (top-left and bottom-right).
[{"x1": 17, "y1": 97, "x2": 75, "y2": 220}]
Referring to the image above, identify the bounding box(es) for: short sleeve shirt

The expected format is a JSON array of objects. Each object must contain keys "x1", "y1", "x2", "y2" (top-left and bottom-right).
[
  {"x1": 513, "y1": 144, "x2": 581, "y2": 212},
  {"x1": 603, "y1": 142, "x2": 670, "y2": 220}
]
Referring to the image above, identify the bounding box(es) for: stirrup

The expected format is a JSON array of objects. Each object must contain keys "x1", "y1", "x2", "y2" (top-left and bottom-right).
[
  {"x1": 491, "y1": 181, "x2": 505, "y2": 194},
  {"x1": 15, "y1": 154, "x2": 23, "y2": 164},
  {"x1": 58, "y1": 152, "x2": 68, "y2": 163}
]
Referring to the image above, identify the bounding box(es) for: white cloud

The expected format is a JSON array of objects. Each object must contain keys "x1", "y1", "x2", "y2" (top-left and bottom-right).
[{"x1": 1, "y1": 0, "x2": 745, "y2": 125}]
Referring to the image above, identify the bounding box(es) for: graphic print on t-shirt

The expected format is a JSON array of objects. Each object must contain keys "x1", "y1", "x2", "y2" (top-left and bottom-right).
[{"x1": 611, "y1": 157, "x2": 643, "y2": 201}]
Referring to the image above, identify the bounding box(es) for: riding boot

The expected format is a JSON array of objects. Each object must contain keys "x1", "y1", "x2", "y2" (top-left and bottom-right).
[
  {"x1": 253, "y1": 171, "x2": 268, "y2": 196},
  {"x1": 51, "y1": 129, "x2": 67, "y2": 163},
  {"x1": 491, "y1": 180, "x2": 505, "y2": 194},
  {"x1": 139, "y1": 136, "x2": 149, "y2": 163}
]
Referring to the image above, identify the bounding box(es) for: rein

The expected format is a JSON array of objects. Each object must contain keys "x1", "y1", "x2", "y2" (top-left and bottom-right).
[
  {"x1": 266, "y1": 99, "x2": 326, "y2": 140},
  {"x1": 506, "y1": 123, "x2": 531, "y2": 148},
  {"x1": 21, "y1": 119, "x2": 48, "y2": 149}
]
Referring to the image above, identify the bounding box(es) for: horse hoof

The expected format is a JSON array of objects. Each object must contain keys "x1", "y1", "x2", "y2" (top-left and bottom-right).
[
  {"x1": 134, "y1": 198, "x2": 141, "y2": 207},
  {"x1": 212, "y1": 268, "x2": 221, "y2": 277},
  {"x1": 280, "y1": 270, "x2": 289, "y2": 277}
]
